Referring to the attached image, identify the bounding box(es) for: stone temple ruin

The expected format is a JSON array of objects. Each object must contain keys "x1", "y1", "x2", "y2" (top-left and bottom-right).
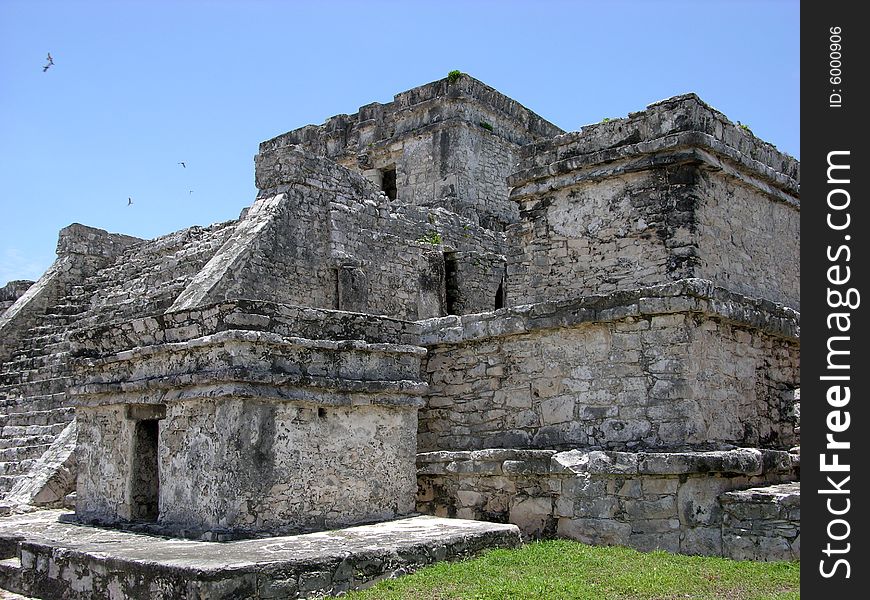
[{"x1": 0, "y1": 74, "x2": 799, "y2": 598}]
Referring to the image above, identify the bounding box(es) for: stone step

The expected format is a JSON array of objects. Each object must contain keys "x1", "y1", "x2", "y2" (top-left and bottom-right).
[
  {"x1": 719, "y1": 482, "x2": 800, "y2": 562},
  {"x1": 0, "y1": 407, "x2": 74, "y2": 428},
  {"x1": 0, "y1": 444, "x2": 53, "y2": 463},
  {"x1": 0, "y1": 511, "x2": 520, "y2": 599},
  {"x1": 0, "y1": 435, "x2": 58, "y2": 451},
  {"x1": 0, "y1": 460, "x2": 35, "y2": 477},
  {"x1": 0, "y1": 376, "x2": 69, "y2": 398},
  {"x1": 0, "y1": 556, "x2": 24, "y2": 595},
  {"x1": 0, "y1": 475, "x2": 18, "y2": 493},
  {"x1": 0, "y1": 422, "x2": 69, "y2": 441},
  {"x1": 0, "y1": 394, "x2": 69, "y2": 414}
]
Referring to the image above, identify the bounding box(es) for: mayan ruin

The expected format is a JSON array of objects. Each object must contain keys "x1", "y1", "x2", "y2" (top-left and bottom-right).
[{"x1": 0, "y1": 74, "x2": 800, "y2": 598}]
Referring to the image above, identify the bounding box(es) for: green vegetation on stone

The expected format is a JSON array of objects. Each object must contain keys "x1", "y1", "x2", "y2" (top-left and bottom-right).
[
  {"x1": 345, "y1": 539, "x2": 800, "y2": 600},
  {"x1": 418, "y1": 230, "x2": 443, "y2": 245},
  {"x1": 447, "y1": 70, "x2": 463, "y2": 84}
]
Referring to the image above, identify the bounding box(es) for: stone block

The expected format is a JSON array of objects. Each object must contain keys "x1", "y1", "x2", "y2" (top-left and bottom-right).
[
  {"x1": 509, "y1": 496, "x2": 553, "y2": 537},
  {"x1": 557, "y1": 517, "x2": 631, "y2": 546}
]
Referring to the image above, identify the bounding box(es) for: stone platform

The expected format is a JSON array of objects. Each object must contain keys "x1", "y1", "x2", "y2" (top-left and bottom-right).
[{"x1": 0, "y1": 510, "x2": 521, "y2": 599}]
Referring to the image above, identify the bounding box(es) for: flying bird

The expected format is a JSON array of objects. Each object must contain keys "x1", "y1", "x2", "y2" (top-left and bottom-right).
[
  {"x1": 42, "y1": 53, "x2": 54, "y2": 72},
  {"x1": 178, "y1": 162, "x2": 186, "y2": 168},
  {"x1": 127, "y1": 197, "x2": 133, "y2": 206}
]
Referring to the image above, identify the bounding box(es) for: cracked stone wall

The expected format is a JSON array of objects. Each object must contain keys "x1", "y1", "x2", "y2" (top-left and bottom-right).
[
  {"x1": 75, "y1": 405, "x2": 137, "y2": 523},
  {"x1": 418, "y1": 281, "x2": 799, "y2": 453},
  {"x1": 694, "y1": 172, "x2": 799, "y2": 309},
  {"x1": 258, "y1": 75, "x2": 563, "y2": 232},
  {"x1": 159, "y1": 399, "x2": 418, "y2": 533},
  {"x1": 417, "y1": 448, "x2": 798, "y2": 557},
  {"x1": 193, "y1": 145, "x2": 510, "y2": 321},
  {"x1": 71, "y1": 299, "x2": 427, "y2": 535},
  {"x1": 506, "y1": 94, "x2": 799, "y2": 311}
]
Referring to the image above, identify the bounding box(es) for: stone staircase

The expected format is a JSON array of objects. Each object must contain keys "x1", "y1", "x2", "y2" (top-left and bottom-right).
[
  {"x1": 0, "y1": 220, "x2": 238, "y2": 504},
  {"x1": 0, "y1": 290, "x2": 88, "y2": 496},
  {"x1": 75, "y1": 221, "x2": 237, "y2": 328}
]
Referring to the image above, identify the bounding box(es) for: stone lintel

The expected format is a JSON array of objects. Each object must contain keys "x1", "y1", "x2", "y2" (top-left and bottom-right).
[
  {"x1": 418, "y1": 278, "x2": 799, "y2": 347},
  {"x1": 125, "y1": 404, "x2": 166, "y2": 420}
]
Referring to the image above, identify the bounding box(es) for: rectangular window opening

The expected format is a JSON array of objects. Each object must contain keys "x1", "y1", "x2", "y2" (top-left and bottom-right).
[
  {"x1": 381, "y1": 166, "x2": 397, "y2": 201},
  {"x1": 444, "y1": 251, "x2": 459, "y2": 315}
]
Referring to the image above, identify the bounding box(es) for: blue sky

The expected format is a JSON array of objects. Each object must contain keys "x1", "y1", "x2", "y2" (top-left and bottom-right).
[{"x1": 0, "y1": 0, "x2": 799, "y2": 285}]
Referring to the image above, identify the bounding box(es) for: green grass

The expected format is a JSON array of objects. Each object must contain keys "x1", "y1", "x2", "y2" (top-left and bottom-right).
[{"x1": 345, "y1": 540, "x2": 799, "y2": 599}]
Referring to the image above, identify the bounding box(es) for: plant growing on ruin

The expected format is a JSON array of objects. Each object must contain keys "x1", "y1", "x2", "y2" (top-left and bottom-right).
[
  {"x1": 479, "y1": 121, "x2": 493, "y2": 131},
  {"x1": 418, "y1": 230, "x2": 443, "y2": 245},
  {"x1": 447, "y1": 70, "x2": 463, "y2": 84}
]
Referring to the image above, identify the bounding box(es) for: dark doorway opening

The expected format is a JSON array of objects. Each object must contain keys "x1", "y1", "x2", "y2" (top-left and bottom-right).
[
  {"x1": 131, "y1": 419, "x2": 160, "y2": 522},
  {"x1": 495, "y1": 280, "x2": 505, "y2": 310},
  {"x1": 381, "y1": 166, "x2": 397, "y2": 201},
  {"x1": 444, "y1": 252, "x2": 459, "y2": 315}
]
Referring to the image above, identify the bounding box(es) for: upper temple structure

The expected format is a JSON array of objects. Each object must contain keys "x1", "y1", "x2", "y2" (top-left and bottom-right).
[{"x1": 0, "y1": 74, "x2": 800, "y2": 597}]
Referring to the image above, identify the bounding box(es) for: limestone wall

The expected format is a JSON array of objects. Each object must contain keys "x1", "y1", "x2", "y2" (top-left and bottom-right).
[
  {"x1": 178, "y1": 146, "x2": 507, "y2": 320},
  {"x1": 0, "y1": 280, "x2": 34, "y2": 315},
  {"x1": 720, "y1": 482, "x2": 800, "y2": 561},
  {"x1": 417, "y1": 448, "x2": 798, "y2": 557},
  {"x1": 70, "y1": 299, "x2": 427, "y2": 536},
  {"x1": 418, "y1": 280, "x2": 799, "y2": 453},
  {"x1": 506, "y1": 94, "x2": 799, "y2": 310},
  {"x1": 159, "y1": 399, "x2": 417, "y2": 533},
  {"x1": 75, "y1": 405, "x2": 136, "y2": 522},
  {"x1": 695, "y1": 172, "x2": 799, "y2": 308},
  {"x1": 0, "y1": 224, "x2": 141, "y2": 361},
  {"x1": 257, "y1": 75, "x2": 563, "y2": 231}
]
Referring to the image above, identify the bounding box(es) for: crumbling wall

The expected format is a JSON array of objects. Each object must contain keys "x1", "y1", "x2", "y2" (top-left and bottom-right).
[
  {"x1": 70, "y1": 299, "x2": 427, "y2": 536},
  {"x1": 174, "y1": 146, "x2": 507, "y2": 320},
  {"x1": 506, "y1": 94, "x2": 799, "y2": 310},
  {"x1": 418, "y1": 280, "x2": 799, "y2": 453},
  {"x1": 417, "y1": 448, "x2": 798, "y2": 557},
  {"x1": 258, "y1": 75, "x2": 563, "y2": 231},
  {"x1": 695, "y1": 172, "x2": 800, "y2": 308},
  {"x1": 0, "y1": 280, "x2": 34, "y2": 314},
  {"x1": 75, "y1": 405, "x2": 136, "y2": 523},
  {"x1": 0, "y1": 224, "x2": 140, "y2": 361}
]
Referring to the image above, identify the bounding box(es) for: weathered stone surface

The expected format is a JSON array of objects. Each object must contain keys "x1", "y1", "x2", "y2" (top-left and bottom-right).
[
  {"x1": 418, "y1": 448, "x2": 797, "y2": 557},
  {"x1": 720, "y1": 482, "x2": 800, "y2": 561},
  {"x1": 258, "y1": 75, "x2": 563, "y2": 231},
  {"x1": 0, "y1": 510, "x2": 520, "y2": 599},
  {"x1": 419, "y1": 280, "x2": 799, "y2": 452},
  {"x1": 507, "y1": 94, "x2": 799, "y2": 311},
  {"x1": 0, "y1": 76, "x2": 800, "y2": 575},
  {"x1": 70, "y1": 306, "x2": 428, "y2": 536}
]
